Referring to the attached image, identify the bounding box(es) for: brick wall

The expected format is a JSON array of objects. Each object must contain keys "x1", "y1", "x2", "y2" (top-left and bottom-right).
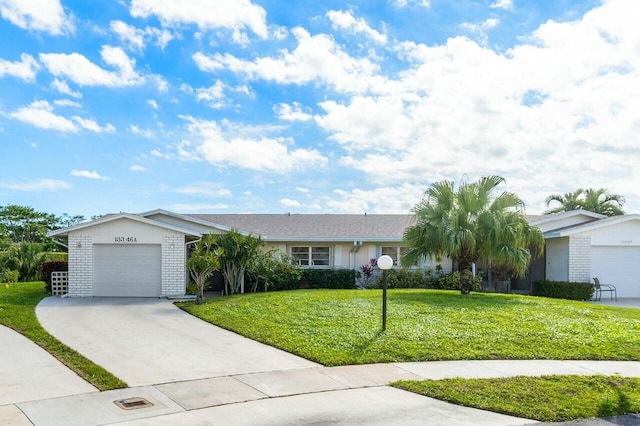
[
  {"x1": 162, "y1": 235, "x2": 186, "y2": 296},
  {"x1": 568, "y1": 235, "x2": 591, "y2": 283},
  {"x1": 68, "y1": 234, "x2": 94, "y2": 297}
]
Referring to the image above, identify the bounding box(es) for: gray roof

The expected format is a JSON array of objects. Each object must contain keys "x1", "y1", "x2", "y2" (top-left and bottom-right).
[{"x1": 187, "y1": 214, "x2": 415, "y2": 241}]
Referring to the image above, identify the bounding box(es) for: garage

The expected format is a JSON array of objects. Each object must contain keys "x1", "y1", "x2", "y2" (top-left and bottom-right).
[
  {"x1": 591, "y1": 246, "x2": 640, "y2": 298},
  {"x1": 94, "y1": 244, "x2": 162, "y2": 297}
]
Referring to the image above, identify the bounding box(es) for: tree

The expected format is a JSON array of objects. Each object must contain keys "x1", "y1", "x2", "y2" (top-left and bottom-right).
[
  {"x1": 209, "y1": 229, "x2": 264, "y2": 295},
  {"x1": 544, "y1": 188, "x2": 625, "y2": 216},
  {"x1": 0, "y1": 205, "x2": 57, "y2": 245},
  {"x1": 187, "y1": 235, "x2": 222, "y2": 304},
  {"x1": 403, "y1": 175, "x2": 545, "y2": 294},
  {"x1": 15, "y1": 243, "x2": 48, "y2": 281}
]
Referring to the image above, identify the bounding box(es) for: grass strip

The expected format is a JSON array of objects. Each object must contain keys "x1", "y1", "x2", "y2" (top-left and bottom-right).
[
  {"x1": 0, "y1": 282, "x2": 127, "y2": 391},
  {"x1": 393, "y1": 375, "x2": 640, "y2": 422}
]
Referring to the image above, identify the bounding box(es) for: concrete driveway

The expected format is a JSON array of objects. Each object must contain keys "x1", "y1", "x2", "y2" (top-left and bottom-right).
[{"x1": 36, "y1": 297, "x2": 318, "y2": 387}]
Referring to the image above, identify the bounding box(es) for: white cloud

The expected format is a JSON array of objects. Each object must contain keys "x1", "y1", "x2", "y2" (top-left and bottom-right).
[
  {"x1": 296, "y1": 187, "x2": 309, "y2": 193},
  {"x1": 314, "y1": 0, "x2": 640, "y2": 213},
  {"x1": 280, "y1": 198, "x2": 301, "y2": 208},
  {"x1": 0, "y1": 178, "x2": 71, "y2": 191},
  {"x1": 175, "y1": 182, "x2": 232, "y2": 197},
  {"x1": 110, "y1": 20, "x2": 175, "y2": 52},
  {"x1": 147, "y1": 99, "x2": 159, "y2": 110},
  {"x1": 170, "y1": 203, "x2": 230, "y2": 212},
  {"x1": 71, "y1": 116, "x2": 116, "y2": 133},
  {"x1": 391, "y1": 0, "x2": 430, "y2": 9},
  {"x1": 0, "y1": 0, "x2": 73, "y2": 35},
  {"x1": 0, "y1": 53, "x2": 39, "y2": 81},
  {"x1": 459, "y1": 18, "x2": 500, "y2": 44},
  {"x1": 274, "y1": 102, "x2": 313, "y2": 122},
  {"x1": 10, "y1": 100, "x2": 77, "y2": 132},
  {"x1": 40, "y1": 46, "x2": 145, "y2": 87},
  {"x1": 195, "y1": 80, "x2": 226, "y2": 108},
  {"x1": 50, "y1": 78, "x2": 82, "y2": 98},
  {"x1": 178, "y1": 115, "x2": 327, "y2": 173},
  {"x1": 327, "y1": 10, "x2": 387, "y2": 44},
  {"x1": 326, "y1": 183, "x2": 424, "y2": 214},
  {"x1": 490, "y1": 0, "x2": 513, "y2": 10},
  {"x1": 130, "y1": 165, "x2": 147, "y2": 172},
  {"x1": 71, "y1": 169, "x2": 108, "y2": 180},
  {"x1": 128, "y1": 125, "x2": 154, "y2": 138},
  {"x1": 53, "y1": 99, "x2": 81, "y2": 107},
  {"x1": 130, "y1": 0, "x2": 268, "y2": 38},
  {"x1": 193, "y1": 27, "x2": 383, "y2": 94},
  {"x1": 10, "y1": 100, "x2": 114, "y2": 133}
]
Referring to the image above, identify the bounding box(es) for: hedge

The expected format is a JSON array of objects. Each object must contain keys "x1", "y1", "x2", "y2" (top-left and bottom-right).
[
  {"x1": 532, "y1": 280, "x2": 594, "y2": 301},
  {"x1": 299, "y1": 269, "x2": 358, "y2": 289}
]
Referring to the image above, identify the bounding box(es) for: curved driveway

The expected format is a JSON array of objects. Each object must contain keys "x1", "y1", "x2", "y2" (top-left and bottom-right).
[{"x1": 36, "y1": 297, "x2": 318, "y2": 387}]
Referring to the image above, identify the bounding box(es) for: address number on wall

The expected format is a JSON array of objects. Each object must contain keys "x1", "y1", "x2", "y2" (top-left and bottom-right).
[{"x1": 114, "y1": 237, "x2": 138, "y2": 243}]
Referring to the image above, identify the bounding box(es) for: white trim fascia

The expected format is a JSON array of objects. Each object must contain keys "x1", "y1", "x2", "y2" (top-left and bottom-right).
[
  {"x1": 47, "y1": 213, "x2": 202, "y2": 237},
  {"x1": 544, "y1": 214, "x2": 640, "y2": 238},
  {"x1": 141, "y1": 209, "x2": 252, "y2": 235},
  {"x1": 530, "y1": 209, "x2": 606, "y2": 226}
]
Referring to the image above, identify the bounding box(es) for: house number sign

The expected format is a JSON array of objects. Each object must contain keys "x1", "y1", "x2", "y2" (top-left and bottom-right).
[{"x1": 114, "y1": 237, "x2": 138, "y2": 243}]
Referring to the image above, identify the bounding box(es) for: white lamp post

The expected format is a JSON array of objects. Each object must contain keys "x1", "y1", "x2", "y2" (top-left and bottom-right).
[{"x1": 377, "y1": 255, "x2": 394, "y2": 331}]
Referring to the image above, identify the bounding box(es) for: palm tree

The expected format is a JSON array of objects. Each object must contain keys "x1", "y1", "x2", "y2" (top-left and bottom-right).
[
  {"x1": 403, "y1": 176, "x2": 545, "y2": 294},
  {"x1": 544, "y1": 188, "x2": 625, "y2": 216}
]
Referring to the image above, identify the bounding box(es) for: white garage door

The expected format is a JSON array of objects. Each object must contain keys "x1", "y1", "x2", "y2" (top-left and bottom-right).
[
  {"x1": 94, "y1": 244, "x2": 161, "y2": 297},
  {"x1": 591, "y1": 246, "x2": 640, "y2": 298}
]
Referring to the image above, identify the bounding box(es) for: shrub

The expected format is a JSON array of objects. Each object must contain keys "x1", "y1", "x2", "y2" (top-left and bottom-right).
[
  {"x1": 0, "y1": 269, "x2": 19, "y2": 283},
  {"x1": 533, "y1": 280, "x2": 593, "y2": 301},
  {"x1": 375, "y1": 269, "x2": 437, "y2": 289},
  {"x1": 434, "y1": 271, "x2": 483, "y2": 292},
  {"x1": 40, "y1": 261, "x2": 68, "y2": 292},
  {"x1": 300, "y1": 269, "x2": 358, "y2": 289},
  {"x1": 45, "y1": 252, "x2": 68, "y2": 262},
  {"x1": 247, "y1": 251, "x2": 302, "y2": 292},
  {"x1": 186, "y1": 283, "x2": 198, "y2": 295}
]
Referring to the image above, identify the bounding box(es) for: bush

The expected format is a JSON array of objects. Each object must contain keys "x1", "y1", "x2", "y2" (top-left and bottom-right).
[
  {"x1": 434, "y1": 271, "x2": 483, "y2": 292},
  {"x1": 45, "y1": 252, "x2": 68, "y2": 262},
  {"x1": 40, "y1": 261, "x2": 68, "y2": 292},
  {"x1": 247, "y1": 251, "x2": 302, "y2": 292},
  {"x1": 0, "y1": 269, "x2": 19, "y2": 283},
  {"x1": 533, "y1": 280, "x2": 593, "y2": 301},
  {"x1": 186, "y1": 283, "x2": 198, "y2": 295},
  {"x1": 300, "y1": 269, "x2": 358, "y2": 289},
  {"x1": 375, "y1": 269, "x2": 437, "y2": 289}
]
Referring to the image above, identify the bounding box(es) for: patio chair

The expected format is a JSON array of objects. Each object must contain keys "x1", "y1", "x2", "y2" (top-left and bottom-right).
[{"x1": 592, "y1": 277, "x2": 617, "y2": 301}]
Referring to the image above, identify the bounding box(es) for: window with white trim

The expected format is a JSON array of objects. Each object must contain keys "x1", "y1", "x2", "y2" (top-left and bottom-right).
[
  {"x1": 381, "y1": 246, "x2": 418, "y2": 267},
  {"x1": 291, "y1": 246, "x2": 331, "y2": 267}
]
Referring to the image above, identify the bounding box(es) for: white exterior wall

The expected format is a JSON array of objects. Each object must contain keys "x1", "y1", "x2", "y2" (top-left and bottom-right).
[
  {"x1": 546, "y1": 237, "x2": 569, "y2": 281},
  {"x1": 162, "y1": 235, "x2": 186, "y2": 296},
  {"x1": 67, "y1": 218, "x2": 186, "y2": 297},
  {"x1": 68, "y1": 234, "x2": 93, "y2": 297},
  {"x1": 568, "y1": 235, "x2": 591, "y2": 283}
]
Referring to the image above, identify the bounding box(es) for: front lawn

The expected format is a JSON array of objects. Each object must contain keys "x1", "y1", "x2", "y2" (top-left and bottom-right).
[
  {"x1": 393, "y1": 375, "x2": 640, "y2": 422},
  {"x1": 179, "y1": 289, "x2": 640, "y2": 365},
  {"x1": 0, "y1": 282, "x2": 127, "y2": 391}
]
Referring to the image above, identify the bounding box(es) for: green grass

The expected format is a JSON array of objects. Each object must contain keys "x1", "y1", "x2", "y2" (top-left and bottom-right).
[
  {"x1": 393, "y1": 375, "x2": 640, "y2": 422},
  {"x1": 0, "y1": 282, "x2": 127, "y2": 391},
  {"x1": 179, "y1": 289, "x2": 640, "y2": 365}
]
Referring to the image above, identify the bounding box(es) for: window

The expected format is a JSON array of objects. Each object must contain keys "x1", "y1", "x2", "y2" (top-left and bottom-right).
[
  {"x1": 291, "y1": 246, "x2": 331, "y2": 267},
  {"x1": 381, "y1": 246, "x2": 418, "y2": 267}
]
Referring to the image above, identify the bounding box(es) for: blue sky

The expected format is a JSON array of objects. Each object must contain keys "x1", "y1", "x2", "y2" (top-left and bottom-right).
[{"x1": 1, "y1": 0, "x2": 638, "y2": 219}]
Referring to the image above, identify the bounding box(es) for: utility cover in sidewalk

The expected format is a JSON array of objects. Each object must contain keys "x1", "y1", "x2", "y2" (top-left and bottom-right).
[{"x1": 114, "y1": 397, "x2": 154, "y2": 410}]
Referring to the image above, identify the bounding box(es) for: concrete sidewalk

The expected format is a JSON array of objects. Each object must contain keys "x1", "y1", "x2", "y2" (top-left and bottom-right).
[{"x1": 7, "y1": 360, "x2": 640, "y2": 426}]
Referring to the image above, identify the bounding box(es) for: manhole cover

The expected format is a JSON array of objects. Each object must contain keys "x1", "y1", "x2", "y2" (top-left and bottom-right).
[{"x1": 114, "y1": 397, "x2": 154, "y2": 410}]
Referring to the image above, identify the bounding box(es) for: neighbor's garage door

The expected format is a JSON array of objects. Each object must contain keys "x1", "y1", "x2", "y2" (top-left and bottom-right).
[
  {"x1": 591, "y1": 246, "x2": 640, "y2": 298},
  {"x1": 94, "y1": 244, "x2": 161, "y2": 297}
]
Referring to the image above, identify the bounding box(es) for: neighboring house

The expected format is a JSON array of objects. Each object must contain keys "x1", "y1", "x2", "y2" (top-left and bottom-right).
[{"x1": 47, "y1": 209, "x2": 640, "y2": 298}]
